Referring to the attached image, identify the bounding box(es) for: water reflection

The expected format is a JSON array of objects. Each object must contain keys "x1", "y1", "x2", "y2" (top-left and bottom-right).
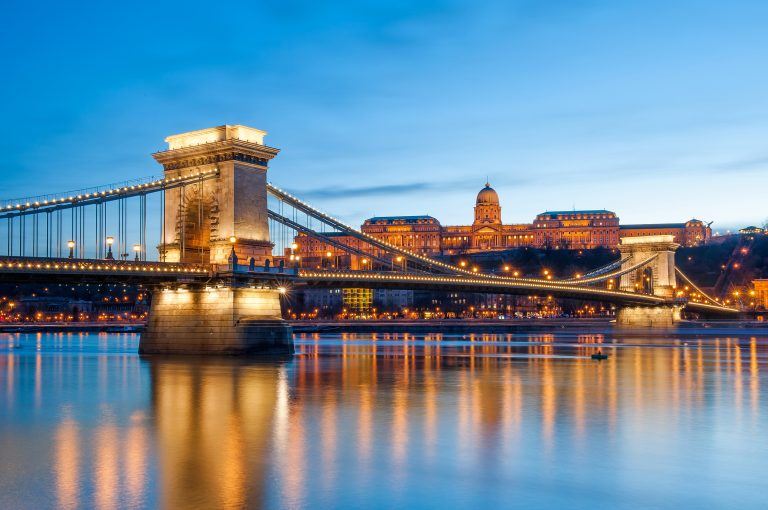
[
  {"x1": 0, "y1": 332, "x2": 766, "y2": 509},
  {"x1": 149, "y1": 357, "x2": 285, "y2": 509}
]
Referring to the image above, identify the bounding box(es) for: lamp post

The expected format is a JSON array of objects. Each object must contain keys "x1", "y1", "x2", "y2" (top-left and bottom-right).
[
  {"x1": 326, "y1": 250, "x2": 333, "y2": 269},
  {"x1": 133, "y1": 244, "x2": 141, "y2": 262},
  {"x1": 105, "y1": 236, "x2": 114, "y2": 260},
  {"x1": 67, "y1": 240, "x2": 75, "y2": 259},
  {"x1": 228, "y1": 236, "x2": 238, "y2": 270}
]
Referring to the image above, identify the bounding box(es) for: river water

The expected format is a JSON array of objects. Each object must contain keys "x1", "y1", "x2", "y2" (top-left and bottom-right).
[{"x1": 0, "y1": 330, "x2": 766, "y2": 509}]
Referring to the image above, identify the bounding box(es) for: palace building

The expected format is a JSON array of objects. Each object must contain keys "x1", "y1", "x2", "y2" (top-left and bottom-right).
[{"x1": 292, "y1": 182, "x2": 711, "y2": 265}]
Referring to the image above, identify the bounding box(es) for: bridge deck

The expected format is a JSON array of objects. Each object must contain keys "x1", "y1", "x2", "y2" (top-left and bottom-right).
[{"x1": 0, "y1": 257, "x2": 739, "y2": 315}]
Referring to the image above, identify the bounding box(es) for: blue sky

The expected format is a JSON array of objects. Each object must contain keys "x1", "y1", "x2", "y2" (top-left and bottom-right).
[{"x1": 2, "y1": 0, "x2": 767, "y2": 231}]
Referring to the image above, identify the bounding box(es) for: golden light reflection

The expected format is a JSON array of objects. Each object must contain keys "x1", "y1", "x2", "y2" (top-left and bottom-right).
[
  {"x1": 93, "y1": 412, "x2": 118, "y2": 510},
  {"x1": 54, "y1": 412, "x2": 80, "y2": 510},
  {"x1": 124, "y1": 412, "x2": 148, "y2": 509},
  {"x1": 150, "y1": 358, "x2": 282, "y2": 509},
  {"x1": 750, "y1": 337, "x2": 760, "y2": 418}
]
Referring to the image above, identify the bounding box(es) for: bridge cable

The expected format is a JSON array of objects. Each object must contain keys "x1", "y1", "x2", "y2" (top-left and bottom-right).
[{"x1": 674, "y1": 267, "x2": 723, "y2": 307}]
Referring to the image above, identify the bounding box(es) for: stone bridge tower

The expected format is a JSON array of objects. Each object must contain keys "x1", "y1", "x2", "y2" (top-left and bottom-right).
[
  {"x1": 153, "y1": 125, "x2": 279, "y2": 266},
  {"x1": 618, "y1": 235, "x2": 678, "y2": 298},
  {"x1": 141, "y1": 125, "x2": 293, "y2": 356},
  {"x1": 616, "y1": 235, "x2": 681, "y2": 327}
]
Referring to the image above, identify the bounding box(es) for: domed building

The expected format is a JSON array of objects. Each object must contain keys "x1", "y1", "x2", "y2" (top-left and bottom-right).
[
  {"x1": 473, "y1": 182, "x2": 501, "y2": 225},
  {"x1": 441, "y1": 181, "x2": 535, "y2": 253}
]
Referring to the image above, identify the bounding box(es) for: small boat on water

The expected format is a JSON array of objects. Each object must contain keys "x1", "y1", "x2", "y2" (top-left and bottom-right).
[{"x1": 591, "y1": 351, "x2": 609, "y2": 360}]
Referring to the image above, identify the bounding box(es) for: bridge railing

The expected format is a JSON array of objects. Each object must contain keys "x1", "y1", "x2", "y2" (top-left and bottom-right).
[{"x1": 226, "y1": 262, "x2": 298, "y2": 276}]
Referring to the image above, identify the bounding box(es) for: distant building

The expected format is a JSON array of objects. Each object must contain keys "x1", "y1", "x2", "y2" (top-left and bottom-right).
[
  {"x1": 362, "y1": 215, "x2": 442, "y2": 255},
  {"x1": 303, "y1": 288, "x2": 343, "y2": 312},
  {"x1": 373, "y1": 289, "x2": 413, "y2": 309},
  {"x1": 739, "y1": 226, "x2": 765, "y2": 235},
  {"x1": 343, "y1": 288, "x2": 373, "y2": 314},
  {"x1": 753, "y1": 279, "x2": 768, "y2": 310},
  {"x1": 533, "y1": 210, "x2": 619, "y2": 249},
  {"x1": 293, "y1": 182, "x2": 712, "y2": 263},
  {"x1": 620, "y1": 219, "x2": 711, "y2": 247}
]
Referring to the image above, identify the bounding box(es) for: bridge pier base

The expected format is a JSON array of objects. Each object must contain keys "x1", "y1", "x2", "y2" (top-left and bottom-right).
[
  {"x1": 616, "y1": 305, "x2": 681, "y2": 328},
  {"x1": 140, "y1": 286, "x2": 293, "y2": 355}
]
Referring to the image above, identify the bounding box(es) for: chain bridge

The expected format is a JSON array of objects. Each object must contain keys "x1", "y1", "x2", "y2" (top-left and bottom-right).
[{"x1": 0, "y1": 125, "x2": 738, "y2": 354}]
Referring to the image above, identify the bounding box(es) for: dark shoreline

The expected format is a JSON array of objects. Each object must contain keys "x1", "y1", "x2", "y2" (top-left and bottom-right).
[
  {"x1": 0, "y1": 323, "x2": 145, "y2": 333},
  {"x1": 289, "y1": 318, "x2": 768, "y2": 335},
  {"x1": 1, "y1": 319, "x2": 766, "y2": 336}
]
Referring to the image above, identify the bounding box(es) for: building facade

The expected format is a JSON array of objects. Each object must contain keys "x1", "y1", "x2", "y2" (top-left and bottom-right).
[
  {"x1": 753, "y1": 279, "x2": 768, "y2": 311},
  {"x1": 293, "y1": 182, "x2": 711, "y2": 263},
  {"x1": 620, "y1": 220, "x2": 711, "y2": 247}
]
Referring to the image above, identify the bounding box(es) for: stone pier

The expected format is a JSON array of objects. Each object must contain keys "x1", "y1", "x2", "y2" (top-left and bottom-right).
[
  {"x1": 140, "y1": 286, "x2": 293, "y2": 355},
  {"x1": 615, "y1": 305, "x2": 681, "y2": 328}
]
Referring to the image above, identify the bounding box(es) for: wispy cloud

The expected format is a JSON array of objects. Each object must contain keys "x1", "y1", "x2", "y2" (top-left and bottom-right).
[
  {"x1": 713, "y1": 154, "x2": 768, "y2": 173},
  {"x1": 288, "y1": 178, "x2": 483, "y2": 200}
]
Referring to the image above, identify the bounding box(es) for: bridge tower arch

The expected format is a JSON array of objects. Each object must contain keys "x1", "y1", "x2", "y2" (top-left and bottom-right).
[{"x1": 616, "y1": 235, "x2": 681, "y2": 326}]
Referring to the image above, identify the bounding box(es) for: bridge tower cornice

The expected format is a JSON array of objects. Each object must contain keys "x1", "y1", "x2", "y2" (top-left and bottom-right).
[{"x1": 152, "y1": 139, "x2": 280, "y2": 172}]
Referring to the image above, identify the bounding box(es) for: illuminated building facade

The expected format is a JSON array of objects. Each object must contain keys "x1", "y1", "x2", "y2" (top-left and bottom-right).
[
  {"x1": 361, "y1": 216, "x2": 442, "y2": 255},
  {"x1": 343, "y1": 288, "x2": 373, "y2": 314},
  {"x1": 753, "y1": 279, "x2": 768, "y2": 310},
  {"x1": 532, "y1": 210, "x2": 619, "y2": 249},
  {"x1": 620, "y1": 220, "x2": 711, "y2": 247},
  {"x1": 293, "y1": 182, "x2": 711, "y2": 263}
]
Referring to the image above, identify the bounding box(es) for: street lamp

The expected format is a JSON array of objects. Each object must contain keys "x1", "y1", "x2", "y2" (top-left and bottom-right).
[
  {"x1": 105, "y1": 236, "x2": 114, "y2": 260},
  {"x1": 228, "y1": 236, "x2": 238, "y2": 269},
  {"x1": 67, "y1": 240, "x2": 75, "y2": 259},
  {"x1": 361, "y1": 258, "x2": 369, "y2": 271},
  {"x1": 133, "y1": 244, "x2": 141, "y2": 262}
]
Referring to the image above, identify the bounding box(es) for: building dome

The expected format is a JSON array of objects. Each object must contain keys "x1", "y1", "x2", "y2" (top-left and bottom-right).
[{"x1": 476, "y1": 182, "x2": 499, "y2": 205}]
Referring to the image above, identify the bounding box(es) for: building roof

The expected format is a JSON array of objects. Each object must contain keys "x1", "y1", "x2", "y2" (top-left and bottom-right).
[
  {"x1": 476, "y1": 183, "x2": 500, "y2": 205},
  {"x1": 304, "y1": 231, "x2": 353, "y2": 238},
  {"x1": 365, "y1": 215, "x2": 440, "y2": 225},
  {"x1": 620, "y1": 223, "x2": 686, "y2": 230},
  {"x1": 538, "y1": 209, "x2": 615, "y2": 216}
]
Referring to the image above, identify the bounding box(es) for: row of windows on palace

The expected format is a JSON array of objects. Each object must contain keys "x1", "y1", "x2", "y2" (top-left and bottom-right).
[{"x1": 293, "y1": 210, "x2": 711, "y2": 259}]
